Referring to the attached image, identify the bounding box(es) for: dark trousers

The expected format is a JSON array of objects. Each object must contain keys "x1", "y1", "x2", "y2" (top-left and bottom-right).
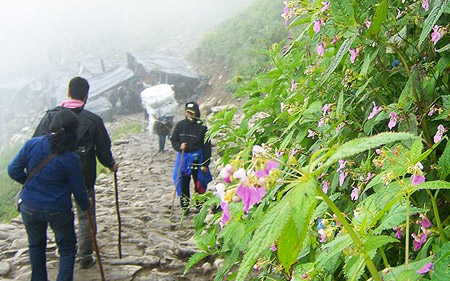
[
  {"x1": 158, "y1": 134, "x2": 167, "y2": 152},
  {"x1": 21, "y1": 204, "x2": 76, "y2": 281},
  {"x1": 180, "y1": 166, "x2": 199, "y2": 210}
]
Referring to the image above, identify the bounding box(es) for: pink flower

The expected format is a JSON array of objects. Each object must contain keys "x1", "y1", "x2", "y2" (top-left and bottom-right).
[
  {"x1": 388, "y1": 111, "x2": 398, "y2": 130},
  {"x1": 280, "y1": 102, "x2": 285, "y2": 112},
  {"x1": 307, "y1": 129, "x2": 317, "y2": 138},
  {"x1": 336, "y1": 123, "x2": 344, "y2": 131},
  {"x1": 348, "y1": 47, "x2": 361, "y2": 63},
  {"x1": 350, "y1": 187, "x2": 360, "y2": 200},
  {"x1": 331, "y1": 36, "x2": 338, "y2": 45},
  {"x1": 322, "y1": 180, "x2": 330, "y2": 194},
  {"x1": 313, "y1": 19, "x2": 322, "y2": 33},
  {"x1": 412, "y1": 232, "x2": 427, "y2": 251},
  {"x1": 322, "y1": 103, "x2": 331, "y2": 116},
  {"x1": 290, "y1": 79, "x2": 298, "y2": 91},
  {"x1": 365, "y1": 173, "x2": 374, "y2": 183},
  {"x1": 411, "y1": 174, "x2": 426, "y2": 186},
  {"x1": 275, "y1": 148, "x2": 283, "y2": 159},
  {"x1": 433, "y1": 124, "x2": 446, "y2": 143},
  {"x1": 368, "y1": 101, "x2": 382, "y2": 120},
  {"x1": 220, "y1": 201, "x2": 231, "y2": 225},
  {"x1": 417, "y1": 263, "x2": 433, "y2": 275},
  {"x1": 318, "y1": 116, "x2": 326, "y2": 127},
  {"x1": 318, "y1": 229, "x2": 326, "y2": 242},
  {"x1": 281, "y1": 1, "x2": 291, "y2": 27},
  {"x1": 321, "y1": 1, "x2": 330, "y2": 12},
  {"x1": 337, "y1": 160, "x2": 346, "y2": 172},
  {"x1": 233, "y1": 168, "x2": 249, "y2": 185},
  {"x1": 431, "y1": 25, "x2": 444, "y2": 45},
  {"x1": 365, "y1": 20, "x2": 371, "y2": 29},
  {"x1": 270, "y1": 245, "x2": 277, "y2": 251},
  {"x1": 220, "y1": 164, "x2": 234, "y2": 183},
  {"x1": 339, "y1": 171, "x2": 348, "y2": 186},
  {"x1": 393, "y1": 226, "x2": 403, "y2": 239},
  {"x1": 396, "y1": 9, "x2": 403, "y2": 19},
  {"x1": 265, "y1": 160, "x2": 279, "y2": 174},
  {"x1": 236, "y1": 185, "x2": 266, "y2": 213},
  {"x1": 422, "y1": 0, "x2": 429, "y2": 11},
  {"x1": 252, "y1": 145, "x2": 266, "y2": 156},
  {"x1": 421, "y1": 218, "x2": 431, "y2": 229},
  {"x1": 428, "y1": 106, "x2": 437, "y2": 116},
  {"x1": 316, "y1": 42, "x2": 325, "y2": 56}
]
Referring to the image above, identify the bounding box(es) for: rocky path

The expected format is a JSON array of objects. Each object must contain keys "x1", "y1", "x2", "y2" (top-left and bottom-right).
[{"x1": 0, "y1": 113, "x2": 218, "y2": 281}]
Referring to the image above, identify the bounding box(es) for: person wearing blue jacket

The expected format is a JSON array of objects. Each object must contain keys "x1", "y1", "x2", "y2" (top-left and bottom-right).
[{"x1": 8, "y1": 109, "x2": 90, "y2": 281}]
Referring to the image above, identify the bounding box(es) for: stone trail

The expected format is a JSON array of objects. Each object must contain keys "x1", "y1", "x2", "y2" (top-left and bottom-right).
[{"x1": 0, "y1": 114, "x2": 219, "y2": 281}]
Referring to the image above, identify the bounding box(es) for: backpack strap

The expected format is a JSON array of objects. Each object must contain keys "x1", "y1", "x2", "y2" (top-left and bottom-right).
[{"x1": 24, "y1": 153, "x2": 58, "y2": 184}]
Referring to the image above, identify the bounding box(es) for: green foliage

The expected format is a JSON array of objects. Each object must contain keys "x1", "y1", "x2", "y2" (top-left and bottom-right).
[
  {"x1": 188, "y1": 0, "x2": 450, "y2": 280},
  {"x1": 109, "y1": 121, "x2": 146, "y2": 142},
  {"x1": 0, "y1": 143, "x2": 23, "y2": 222},
  {"x1": 190, "y1": 0, "x2": 288, "y2": 83}
]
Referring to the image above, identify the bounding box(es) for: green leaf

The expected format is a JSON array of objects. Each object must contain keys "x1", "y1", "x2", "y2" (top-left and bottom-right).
[
  {"x1": 413, "y1": 180, "x2": 450, "y2": 192},
  {"x1": 367, "y1": 0, "x2": 388, "y2": 38},
  {"x1": 321, "y1": 132, "x2": 417, "y2": 171},
  {"x1": 184, "y1": 251, "x2": 209, "y2": 273},
  {"x1": 436, "y1": 43, "x2": 450, "y2": 53},
  {"x1": 235, "y1": 192, "x2": 292, "y2": 281},
  {"x1": 438, "y1": 141, "x2": 450, "y2": 179},
  {"x1": 380, "y1": 256, "x2": 433, "y2": 281},
  {"x1": 361, "y1": 48, "x2": 379, "y2": 75},
  {"x1": 418, "y1": 0, "x2": 449, "y2": 49},
  {"x1": 322, "y1": 37, "x2": 355, "y2": 83},
  {"x1": 315, "y1": 234, "x2": 352, "y2": 269},
  {"x1": 374, "y1": 202, "x2": 424, "y2": 234},
  {"x1": 330, "y1": 0, "x2": 356, "y2": 26},
  {"x1": 432, "y1": 242, "x2": 450, "y2": 281},
  {"x1": 278, "y1": 216, "x2": 302, "y2": 272},
  {"x1": 408, "y1": 139, "x2": 424, "y2": 164},
  {"x1": 364, "y1": 235, "x2": 399, "y2": 251}
]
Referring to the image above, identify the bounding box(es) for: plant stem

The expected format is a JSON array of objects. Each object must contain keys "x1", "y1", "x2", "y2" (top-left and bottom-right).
[
  {"x1": 405, "y1": 194, "x2": 410, "y2": 269},
  {"x1": 426, "y1": 189, "x2": 448, "y2": 242},
  {"x1": 316, "y1": 186, "x2": 382, "y2": 281}
]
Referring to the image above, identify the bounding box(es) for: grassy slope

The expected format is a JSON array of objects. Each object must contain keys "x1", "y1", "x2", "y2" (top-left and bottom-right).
[{"x1": 190, "y1": 0, "x2": 288, "y2": 90}]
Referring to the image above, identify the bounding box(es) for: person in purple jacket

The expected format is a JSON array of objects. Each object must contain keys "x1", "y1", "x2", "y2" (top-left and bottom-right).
[{"x1": 8, "y1": 109, "x2": 90, "y2": 281}]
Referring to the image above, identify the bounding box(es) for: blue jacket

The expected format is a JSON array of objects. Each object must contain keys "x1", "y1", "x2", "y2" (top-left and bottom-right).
[{"x1": 8, "y1": 136, "x2": 90, "y2": 212}]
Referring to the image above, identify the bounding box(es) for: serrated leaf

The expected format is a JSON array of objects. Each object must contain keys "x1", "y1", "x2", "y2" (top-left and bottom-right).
[
  {"x1": 380, "y1": 256, "x2": 433, "y2": 281},
  {"x1": 235, "y1": 193, "x2": 292, "y2": 281},
  {"x1": 321, "y1": 132, "x2": 417, "y2": 171},
  {"x1": 330, "y1": 0, "x2": 356, "y2": 26},
  {"x1": 364, "y1": 235, "x2": 399, "y2": 251},
  {"x1": 322, "y1": 37, "x2": 355, "y2": 83},
  {"x1": 438, "y1": 141, "x2": 450, "y2": 179},
  {"x1": 184, "y1": 251, "x2": 209, "y2": 273},
  {"x1": 316, "y1": 234, "x2": 352, "y2": 269},
  {"x1": 278, "y1": 216, "x2": 302, "y2": 272},
  {"x1": 432, "y1": 242, "x2": 450, "y2": 281},
  {"x1": 367, "y1": 0, "x2": 388, "y2": 38},
  {"x1": 413, "y1": 180, "x2": 450, "y2": 192},
  {"x1": 374, "y1": 202, "x2": 424, "y2": 234},
  {"x1": 418, "y1": 0, "x2": 449, "y2": 48},
  {"x1": 408, "y1": 139, "x2": 424, "y2": 164}
]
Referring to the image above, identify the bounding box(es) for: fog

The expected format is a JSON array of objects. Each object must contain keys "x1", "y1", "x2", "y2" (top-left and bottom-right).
[{"x1": 0, "y1": 0, "x2": 254, "y2": 83}]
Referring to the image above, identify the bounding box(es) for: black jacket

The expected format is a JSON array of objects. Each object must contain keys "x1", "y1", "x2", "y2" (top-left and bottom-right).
[
  {"x1": 171, "y1": 118, "x2": 211, "y2": 167},
  {"x1": 33, "y1": 106, "x2": 115, "y2": 188}
]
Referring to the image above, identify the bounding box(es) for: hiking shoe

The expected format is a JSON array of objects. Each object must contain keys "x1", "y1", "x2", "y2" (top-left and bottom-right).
[{"x1": 80, "y1": 257, "x2": 96, "y2": 269}]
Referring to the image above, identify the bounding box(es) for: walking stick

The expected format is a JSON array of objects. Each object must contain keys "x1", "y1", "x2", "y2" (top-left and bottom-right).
[
  {"x1": 87, "y1": 208, "x2": 106, "y2": 281},
  {"x1": 113, "y1": 171, "x2": 122, "y2": 259},
  {"x1": 170, "y1": 150, "x2": 184, "y2": 217}
]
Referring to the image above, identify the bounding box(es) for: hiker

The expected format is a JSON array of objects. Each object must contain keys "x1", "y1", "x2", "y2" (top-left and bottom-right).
[
  {"x1": 8, "y1": 109, "x2": 90, "y2": 281},
  {"x1": 33, "y1": 77, "x2": 118, "y2": 269},
  {"x1": 153, "y1": 115, "x2": 173, "y2": 153},
  {"x1": 171, "y1": 102, "x2": 212, "y2": 212}
]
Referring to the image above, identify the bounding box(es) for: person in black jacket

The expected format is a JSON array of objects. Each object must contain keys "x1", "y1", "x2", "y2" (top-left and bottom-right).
[
  {"x1": 33, "y1": 77, "x2": 118, "y2": 269},
  {"x1": 171, "y1": 102, "x2": 211, "y2": 212}
]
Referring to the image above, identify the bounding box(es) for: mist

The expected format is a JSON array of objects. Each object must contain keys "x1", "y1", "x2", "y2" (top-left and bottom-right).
[{"x1": 0, "y1": 0, "x2": 254, "y2": 83}]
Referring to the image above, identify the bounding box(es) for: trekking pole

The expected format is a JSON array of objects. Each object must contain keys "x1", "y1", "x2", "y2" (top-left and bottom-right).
[
  {"x1": 87, "y1": 208, "x2": 106, "y2": 281},
  {"x1": 170, "y1": 150, "x2": 184, "y2": 218},
  {"x1": 113, "y1": 171, "x2": 122, "y2": 259}
]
